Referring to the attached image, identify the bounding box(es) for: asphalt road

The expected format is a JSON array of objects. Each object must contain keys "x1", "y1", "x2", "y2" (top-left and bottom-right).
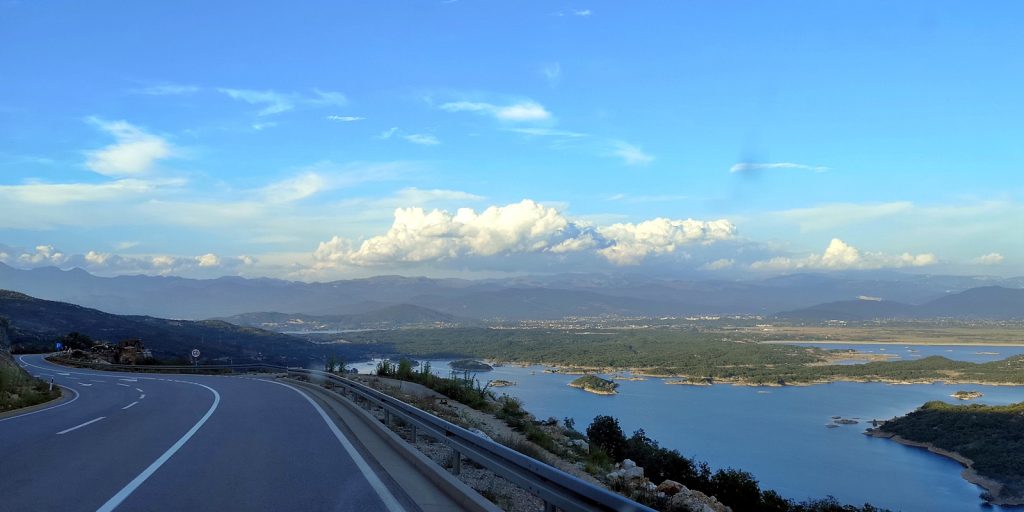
[{"x1": 0, "y1": 355, "x2": 412, "y2": 512}]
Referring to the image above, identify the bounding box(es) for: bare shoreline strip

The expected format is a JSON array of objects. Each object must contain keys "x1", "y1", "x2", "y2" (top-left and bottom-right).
[{"x1": 762, "y1": 340, "x2": 1024, "y2": 347}]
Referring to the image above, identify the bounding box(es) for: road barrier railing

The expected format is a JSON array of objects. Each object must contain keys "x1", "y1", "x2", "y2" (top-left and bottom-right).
[
  {"x1": 287, "y1": 367, "x2": 655, "y2": 512},
  {"x1": 46, "y1": 357, "x2": 287, "y2": 375}
]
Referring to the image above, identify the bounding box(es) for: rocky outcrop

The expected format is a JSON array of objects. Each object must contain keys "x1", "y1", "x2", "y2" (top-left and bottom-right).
[
  {"x1": 606, "y1": 460, "x2": 732, "y2": 512},
  {"x1": 667, "y1": 487, "x2": 732, "y2": 512}
]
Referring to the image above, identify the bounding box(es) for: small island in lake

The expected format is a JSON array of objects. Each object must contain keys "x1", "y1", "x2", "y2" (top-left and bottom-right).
[
  {"x1": 568, "y1": 375, "x2": 619, "y2": 395},
  {"x1": 951, "y1": 390, "x2": 983, "y2": 400},
  {"x1": 489, "y1": 379, "x2": 515, "y2": 387},
  {"x1": 448, "y1": 359, "x2": 493, "y2": 371},
  {"x1": 868, "y1": 400, "x2": 1024, "y2": 506}
]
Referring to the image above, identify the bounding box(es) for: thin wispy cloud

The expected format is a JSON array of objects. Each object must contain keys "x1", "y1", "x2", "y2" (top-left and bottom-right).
[
  {"x1": 506, "y1": 127, "x2": 587, "y2": 138},
  {"x1": 327, "y1": 115, "x2": 365, "y2": 122},
  {"x1": 440, "y1": 100, "x2": 552, "y2": 122},
  {"x1": 404, "y1": 133, "x2": 441, "y2": 146},
  {"x1": 542, "y1": 62, "x2": 562, "y2": 87},
  {"x1": 133, "y1": 84, "x2": 200, "y2": 96},
  {"x1": 377, "y1": 127, "x2": 399, "y2": 140},
  {"x1": 730, "y1": 162, "x2": 829, "y2": 174},
  {"x1": 218, "y1": 88, "x2": 296, "y2": 116},
  {"x1": 611, "y1": 141, "x2": 654, "y2": 166},
  {"x1": 218, "y1": 88, "x2": 348, "y2": 116},
  {"x1": 85, "y1": 118, "x2": 174, "y2": 177}
]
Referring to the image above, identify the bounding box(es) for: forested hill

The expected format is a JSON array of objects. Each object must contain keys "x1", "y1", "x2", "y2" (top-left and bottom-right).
[{"x1": 0, "y1": 290, "x2": 324, "y2": 364}]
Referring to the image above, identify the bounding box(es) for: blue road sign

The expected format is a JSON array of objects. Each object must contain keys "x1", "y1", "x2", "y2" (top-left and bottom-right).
[{"x1": 56, "y1": 342, "x2": 63, "y2": 350}]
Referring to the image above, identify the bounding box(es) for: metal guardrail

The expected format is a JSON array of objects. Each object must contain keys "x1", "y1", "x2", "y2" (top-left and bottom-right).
[{"x1": 288, "y1": 367, "x2": 656, "y2": 512}]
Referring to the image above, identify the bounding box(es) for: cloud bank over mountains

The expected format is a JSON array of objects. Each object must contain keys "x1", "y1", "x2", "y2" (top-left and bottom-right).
[{"x1": 312, "y1": 200, "x2": 736, "y2": 269}]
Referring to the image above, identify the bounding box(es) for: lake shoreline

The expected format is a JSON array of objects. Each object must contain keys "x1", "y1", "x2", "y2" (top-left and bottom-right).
[
  {"x1": 763, "y1": 340, "x2": 1024, "y2": 347},
  {"x1": 865, "y1": 430, "x2": 1023, "y2": 506}
]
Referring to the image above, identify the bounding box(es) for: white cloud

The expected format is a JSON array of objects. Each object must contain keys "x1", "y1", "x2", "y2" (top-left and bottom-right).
[
  {"x1": 262, "y1": 172, "x2": 328, "y2": 202},
  {"x1": 440, "y1": 100, "x2": 552, "y2": 122},
  {"x1": 309, "y1": 89, "x2": 348, "y2": 107},
  {"x1": 730, "y1": 162, "x2": 829, "y2": 174},
  {"x1": 313, "y1": 199, "x2": 734, "y2": 268},
  {"x1": 196, "y1": 253, "x2": 221, "y2": 267},
  {"x1": 611, "y1": 141, "x2": 654, "y2": 166},
  {"x1": 252, "y1": 122, "x2": 277, "y2": 131},
  {"x1": 0, "y1": 179, "x2": 166, "y2": 206},
  {"x1": 772, "y1": 202, "x2": 914, "y2": 232},
  {"x1": 404, "y1": 134, "x2": 440, "y2": 146},
  {"x1": 507, "y1": 127, "x2": 587, "y2": 138},
  {"x1": 597, "y1": 218, "x2": 736, "y2": 265},
  {"x1": 378, "y1": 127, "x2": 399, "y2": 139},
  {"x1": 750, "y1": 238, "x2": 938, "y2": 271},
  {"x1": 16, "y1": 245, "x2": 68, "y2": 266},
  {"x1": 327, "y1": 115, "x2": 365, "y2": 122},
  {"x1": 218, "y1": 88, "x2": 296, "y2": 116},
  {"x1": 975, "y1": 252, "x2": 1004, "y2": 265},
  {"x1": 84, "y1": 250, "x2": 111, "y2": 265},
  {"x1": 85, "y1": 119, "x2": 173, "y2": 177},
  {"x1": 573, "y1": 9, "x2": 592, "y2": 16},
  {"x1": 703, "y1": 258, "x2": 735, "y2": 270}
]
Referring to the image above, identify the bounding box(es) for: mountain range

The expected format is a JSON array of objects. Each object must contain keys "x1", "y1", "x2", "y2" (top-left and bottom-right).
[
  {"x1": 1, "y1": 262, "x2": 1021, "y2": 321},
  {"x1": 777, "y1": 286, "x2": 1024, "y2": 321}
]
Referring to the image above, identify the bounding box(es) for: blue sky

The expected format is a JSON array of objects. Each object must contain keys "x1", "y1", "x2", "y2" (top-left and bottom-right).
[{"x1": 1, "y1": 1, "x2": 1021, "y2": 279}]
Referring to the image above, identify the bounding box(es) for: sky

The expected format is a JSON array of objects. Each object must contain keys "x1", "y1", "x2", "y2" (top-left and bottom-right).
[{"x1": 1, "y1": 1, "x2": 1022, "y2": 280}]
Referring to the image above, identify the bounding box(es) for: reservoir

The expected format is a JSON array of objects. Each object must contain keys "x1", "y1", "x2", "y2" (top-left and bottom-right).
[{"x1": 351, "y1": 344, "x2": 1024, "y2": 511}]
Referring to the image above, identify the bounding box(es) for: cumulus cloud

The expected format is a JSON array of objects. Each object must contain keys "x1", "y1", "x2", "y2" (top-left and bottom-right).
[
  {"x1": 195, "y1": 253, "x2": 221, "y2": 267},
  {"x1": 975, "y1": 252, "x2": 1004, "y2": 265},
  {"x1": 85, "y1": 119, "x2": 173, "y2": 177},
  {"x1": 440, "y1": 100, "x2": 552, "y2": 122},
  {"x1": 313, "y1": 199, "x2": 734, "y2": 268},
  {"x1": 749, "y1": 238, "x2": 937, "y2": 271},
  {"x1": 596, "y1": 218, "x2": 736, "y2": 265},
  {"x1": 730, "y1": 162, "x2": 829, "y2": 174},
  {"x1": 703, "y1": 258, "x2": 735, "y2": 270},
  {"x1": 14, "y1": 245, "x2": 68, "y2": 266}
]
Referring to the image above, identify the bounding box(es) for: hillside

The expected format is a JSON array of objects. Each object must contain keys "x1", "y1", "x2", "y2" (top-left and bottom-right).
[
  {"x1": 0, "y1": 290, "x2": 331, "y2": 364},
  {"x1": 777, "y1": 286, "x2": 1024, "y2": 321}
]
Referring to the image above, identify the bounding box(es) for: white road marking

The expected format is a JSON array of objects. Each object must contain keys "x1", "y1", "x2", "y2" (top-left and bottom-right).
[
  {"x1": 117, "y1": 383, "x2": 130, "y2": 387},
  {"x1": 120, "y1": 378, "x2": 138, "y2": 382},
  {"x1": 57, "y1": 372, "x2": 70, "y2": 376},
  {"x1": 139, "y1": 394, "x2": 146, "y2": 399},
  {"x1": 0, "y1": 386, "x2": 80, "y2": 423},
  {"x1": 56, "y1": 416, "x2": 105, "y2": 435},
  {"x1": 135, "y1": 388, "x2": 144, "y2": 393},
  {"x1": 122, "y1": 401, "x2": 138, "y2": 410},
  {"x1": 262, "y1": 379, "x2": 406, "y2": 512},
  {"x1": 95, "y1": 383, "x2": 221, "y2": 512},
  {"x1": 77, "y1": 383, "x2": 92, "y2": 387}
]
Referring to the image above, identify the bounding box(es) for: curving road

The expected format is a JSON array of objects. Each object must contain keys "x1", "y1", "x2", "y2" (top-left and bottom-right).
[{"x1": 0, "y1": 355, "x2": 414, "y2": 512}]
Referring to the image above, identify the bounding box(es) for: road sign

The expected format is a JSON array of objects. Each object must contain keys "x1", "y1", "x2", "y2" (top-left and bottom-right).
[
  {"x1": 191, "y1": 349, "x2": 201, "y2": 358},
  {"x1": 55, "y1": 342, "x2": 63, "y2": 350}
]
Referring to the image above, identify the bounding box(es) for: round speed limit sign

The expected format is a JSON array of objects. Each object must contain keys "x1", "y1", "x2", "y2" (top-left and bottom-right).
[{"x1": 191, "y1": 349, "x2": 201, "y2": 358}]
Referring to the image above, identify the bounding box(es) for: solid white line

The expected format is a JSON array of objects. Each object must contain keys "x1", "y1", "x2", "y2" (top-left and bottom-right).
[
  {"x1": 57, "y1": 416, "x2": 105, "y2": 435},
  {"x1": 0, "y1": 386, "x2": 80, "y2": 423},
  {"x1": 95, "y1": 382, "x2": 221, "y2": 512},
  {"x1": 262, "y1": 380, "x2": 405, "y2": 512},
  {"x1": 122, "y1": 401, "x2": 138, "y2": 410}
]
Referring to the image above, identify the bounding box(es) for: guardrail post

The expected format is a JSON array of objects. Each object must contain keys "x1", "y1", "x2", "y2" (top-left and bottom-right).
[
  {"x1": 451, "y1": 448, "x2": 461, "y2": 475},
  {"x1": 410, "y1": 425, "x2": 417, "y2": 443},
  {"x1": 384, "y1": 409, "x2": 391, "y2": 427}
]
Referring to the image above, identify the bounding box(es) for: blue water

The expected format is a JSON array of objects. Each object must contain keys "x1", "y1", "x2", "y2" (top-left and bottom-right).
[
  {"x1": 351, "y1": 347, "x2": 1024, "y2": 512},
  {"x1": 791, "y1": 342, "x2": 1024, "y2": 364}
]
